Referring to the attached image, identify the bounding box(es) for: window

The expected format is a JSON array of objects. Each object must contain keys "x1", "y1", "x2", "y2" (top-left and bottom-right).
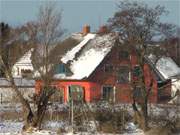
[
  {"x1": 102, "y1": 86, "x2": 113, "y2": 101},
  {"x1": 119, "y1": 51, "x2": 129, "y2": 59},
  {"x1": 133, "y1": 66, "x2": 141, "y2": 77},
  {"x1": 69, "y1": 85, "x2": 85, "y2": 102},
  {"x1": 21, "y1": 69, "x2": 32, "y2": 78},
  {"x1": 104, "y1": 64, "x2": 113, "y2": 72},
  {"x1": 21, "y1": 69, "x2": 32, "y2": 74},
  {"x1": 55, "y1": 64, "x2": 66, "y2": 74},
  {"x1": 133, "y1": 86, "x2": 142, "y2": 99},
  {"x1": 117, "y1": 66, "x2": 130, "y2": 83}
]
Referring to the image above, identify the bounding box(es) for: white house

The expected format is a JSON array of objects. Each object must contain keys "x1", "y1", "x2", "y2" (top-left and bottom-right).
[{"x1": 12, "y1": 49, "x2": 34, "y2": 78}]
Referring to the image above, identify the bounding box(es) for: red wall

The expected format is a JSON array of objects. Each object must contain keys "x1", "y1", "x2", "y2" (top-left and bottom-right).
[
  {"x1": 88, "y1": 45, "x2": 159, "y2": 103},
  {"x1": 35, "y1": 80, "x2": 101, "y2": 103}
]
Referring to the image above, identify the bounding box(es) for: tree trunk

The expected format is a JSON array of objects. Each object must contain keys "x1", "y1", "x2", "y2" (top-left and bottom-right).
[
  {"x1": 22, "y1": 105, "x2": 47, "y2": 131},
  {"x1": 140, "y1": 102, "x2": 148, "y2": 131},
  {"x1": 22, "y1": 86, "x2": 55, "y2": 131},
  {"x1": 133, "y1": 109, "x2": 148, "y2": 131},
  {"x1": 132, "y1": 98, "x2": 149, "y2": 131}
]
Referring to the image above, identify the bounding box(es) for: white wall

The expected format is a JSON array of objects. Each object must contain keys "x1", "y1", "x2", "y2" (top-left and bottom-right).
[
  {"x1": 0, "y1": 87, "x2": 35, "y2": 103},
  {"x1": 171, "y1": 79, "x2": 180, "y2": 97}
]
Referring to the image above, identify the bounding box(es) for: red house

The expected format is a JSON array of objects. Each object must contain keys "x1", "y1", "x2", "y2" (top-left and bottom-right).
[{"x1": 35, "y1": 27, "x2": 172, "y2": 103}]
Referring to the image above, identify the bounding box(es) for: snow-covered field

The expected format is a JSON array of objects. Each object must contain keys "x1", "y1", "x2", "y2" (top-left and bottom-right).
[
  {"x1": 0, "y1": 118, "x2": 144, "y2": 135},
  {"x1": 0, "y1": 121, "x2": 144, "y2": 135},
  {"x1": 0, "y1": 121, "x2": 63, "y2": 135},
  {"x1": 0, "y1": 103, "x2": 179, "y2": 135}
]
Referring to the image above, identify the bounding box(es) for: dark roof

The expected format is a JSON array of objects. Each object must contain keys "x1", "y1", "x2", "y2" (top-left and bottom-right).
[
  {"x1": 0, "y1": 78, "x2": 35, "y2": 87},
  {"x1": 49, "y1": 37, "x2": 81, "y2": 64}
]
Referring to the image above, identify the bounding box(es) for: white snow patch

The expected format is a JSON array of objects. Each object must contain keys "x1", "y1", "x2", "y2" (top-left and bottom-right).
[
  {"x1": 71, "y1": 33, "x2": 84, "y2": 41},
  {"x1": 61, "y1": 33, "x2": 96, "y2": 63},
  {"x1": 124, "y1": 122, "x2": 144, "y2": 135},
  {"x1": 148, "y1": 55, "x2": 180, "y2": 98},
  {"x1": 171, "y1": 79, "x2": 180, "y2": 97},
  {"x1": 54, "y1": 73, "x2": 67, "y2": 79},
  {"x1": 70, "y1": 48, "x2": 111, "y2": 79},
  {"x1": 0, "y1": 121, "x2": 23, "y2": 133},
  {"x1": 68, "y1": 34, "x2": 115, "y2": 79},
  {"x1": 0, "y1": 131, "x2": 56, "y2": 135},
  {"x1": 156, "y1": 57, "x2": 180, "y2": 79},
  {"x1": 148, "y1": 55, "x2": 180, "y2": 79}
]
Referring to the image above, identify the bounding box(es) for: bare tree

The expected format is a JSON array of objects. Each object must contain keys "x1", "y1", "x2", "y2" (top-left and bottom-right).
[
  {"x1": 26, "y1": 2, "x2": 64, "y2": 80},
  {"x1": 0, "y1": 22, "x2": 36, "y2": 130},
  {"x1": 23, "y1": 2, "x2": 64, "y2": 130},
  {"x1": 0, "y1": 2, "x2": 64, "y2": 131},
  {"x1": 109, "y1": 1, "x2": 175, "y2": 130}
]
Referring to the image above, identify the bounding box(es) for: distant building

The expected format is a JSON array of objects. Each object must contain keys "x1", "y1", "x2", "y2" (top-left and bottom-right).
[{"x1": 12, "y1": 49, "x2": 34, "y2": 78}]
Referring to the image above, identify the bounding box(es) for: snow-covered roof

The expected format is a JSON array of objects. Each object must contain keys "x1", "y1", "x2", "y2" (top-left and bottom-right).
[
  {"x1": 0, "y1": 78, "x2": 35, "y2": 87},
  {"x1": 55, "y1": 33, "x2": 116, "y2": 80},
  {"x1": 12, "y1": 49, "x2": 34, "y2": 77},
  {"x1": 13, "y1": 49, "x2": 33, "y2": 66},
  {"x1": 61, "y1": 33, "x2": 96, "y2": 63},
  {"x1": 148, "y1": 54, "x2": 180, "y2": 80}
]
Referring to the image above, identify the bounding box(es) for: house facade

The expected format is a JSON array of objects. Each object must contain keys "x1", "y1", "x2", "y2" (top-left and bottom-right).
[
  {"x1": 35, "y1": 27, "x2": 173, "y2": 104},
  {"x1": 87, "y1": 44, "x2": 159, "y2": 103}
]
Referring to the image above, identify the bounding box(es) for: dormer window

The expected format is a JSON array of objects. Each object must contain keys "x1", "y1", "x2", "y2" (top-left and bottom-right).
[
  {"x1": 55, "y1": 64, "x2": 66, "y2": 74},
  {"x1": 119, "y1": 51, "x2": 129, "y2": 60}
]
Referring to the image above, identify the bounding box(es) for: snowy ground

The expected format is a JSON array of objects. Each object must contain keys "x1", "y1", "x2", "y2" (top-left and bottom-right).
[
  {"x1": 0, "y1": 121, "x2": 62, "y2": 135},
  {"x1": 0, "y1": 103, "x2": 179, "y2": 135},
  {"x1": 0, "y1": 118, "x2": 144, "y2": 135},
  {"x1": 0, "y1": 121, "x2": 144, "y2": 135}
]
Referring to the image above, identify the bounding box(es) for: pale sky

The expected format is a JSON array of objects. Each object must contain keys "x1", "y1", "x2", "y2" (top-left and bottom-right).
[{"x1": 0, "y1": 0, "x2": 180, "y2": 34}]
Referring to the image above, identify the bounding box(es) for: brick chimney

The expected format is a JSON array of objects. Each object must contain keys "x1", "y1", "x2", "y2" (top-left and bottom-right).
[
  {"x1": 98, "y1": 25, "x2": 108, "y2": 34},
  {"x1": 82, "y1": 25, "x2": 90, "y2": 35}
]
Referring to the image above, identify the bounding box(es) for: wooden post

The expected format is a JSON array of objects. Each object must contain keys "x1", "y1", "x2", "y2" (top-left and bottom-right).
[
  {"x1": 122, "y1": 104, "x2": 125, "y2": 129},
  {"x1": 71, "y1": 98, "x2": 74, "y2": 133},
  {"x1": 113, "y1": 86, "x2": 116, "y2": 103}
]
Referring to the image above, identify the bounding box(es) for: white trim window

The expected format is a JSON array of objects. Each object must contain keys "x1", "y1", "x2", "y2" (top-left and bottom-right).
[{"x1": 102, "y1": 86, "x2": 113, "y2": 101}]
